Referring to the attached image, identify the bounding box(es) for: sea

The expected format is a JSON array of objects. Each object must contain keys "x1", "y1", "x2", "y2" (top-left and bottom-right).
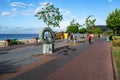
[{"x1": 0, "y1": 34, "x2": 39, "y2": 40}]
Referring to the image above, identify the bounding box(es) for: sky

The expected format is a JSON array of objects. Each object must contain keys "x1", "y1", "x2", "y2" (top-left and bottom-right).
[{"x1": 0, "y1": 0, "x2": 120, "y2": 34}]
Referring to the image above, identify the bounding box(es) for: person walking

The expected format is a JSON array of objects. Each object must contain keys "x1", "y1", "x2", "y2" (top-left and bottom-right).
[
  {"x1": 88, "y1": 34, "x2": 92, "y2": 44},
  {"x1": 98, "y1": 34, "x2": 100, "y2": 39}
]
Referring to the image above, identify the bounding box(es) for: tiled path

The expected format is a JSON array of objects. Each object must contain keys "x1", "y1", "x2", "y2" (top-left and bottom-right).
[{"x1": 44, "y1": 39, "x2": 114, "y2": 80}]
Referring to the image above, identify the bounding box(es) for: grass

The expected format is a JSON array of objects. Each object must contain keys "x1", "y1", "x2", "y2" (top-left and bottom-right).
[
  {"x1": 113, "y1": 47, "x2": 120, "y2": 76},
  {"x1": 112, "y1": 40, "x2": 120, "y2": 47}
]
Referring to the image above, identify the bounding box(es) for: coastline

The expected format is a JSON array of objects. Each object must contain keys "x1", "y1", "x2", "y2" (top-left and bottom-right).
[{"x1": 0, "y1": 34, "x2": 39, "y2": 41}]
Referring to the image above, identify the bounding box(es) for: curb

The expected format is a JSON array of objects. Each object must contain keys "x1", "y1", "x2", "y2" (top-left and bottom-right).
[
  {"x1": 110, "y1": 46, "x2": 119, "y2": 80},
  {"x1": 112, "y1": 54, "x2": 119, "y2": 80}
]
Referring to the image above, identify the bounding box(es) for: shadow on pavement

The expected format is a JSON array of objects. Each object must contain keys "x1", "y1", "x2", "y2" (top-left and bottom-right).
[
  {"x1": 0, "y1": 61, "x2": 19, "y2": 74},
  {"x1": 54, "y1": 46, "x2": 76, "y2": 55}
]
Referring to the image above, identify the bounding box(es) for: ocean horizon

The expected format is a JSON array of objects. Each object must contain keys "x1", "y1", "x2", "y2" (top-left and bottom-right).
[{"x1": 0, "y1": 34, "x2": 39, "y2": 40}]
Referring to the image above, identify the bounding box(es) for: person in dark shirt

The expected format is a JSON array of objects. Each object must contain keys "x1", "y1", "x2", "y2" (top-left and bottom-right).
[{"x1": 98, "y1": 34, "x2": 100, "y2": 39}]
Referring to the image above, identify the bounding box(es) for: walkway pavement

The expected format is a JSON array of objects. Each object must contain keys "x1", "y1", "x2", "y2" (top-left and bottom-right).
[
  {"x1": 0, "y1": 38, "x2": 114, "y2": 80},
  {"x1": 44, "y1": 39, "x2": 114, "y2": 80},
  {"x1": 0, "y1": 40, "x2": 69, "y2": 74}
]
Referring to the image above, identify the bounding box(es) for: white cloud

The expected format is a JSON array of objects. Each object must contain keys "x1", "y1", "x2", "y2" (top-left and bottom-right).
[
  {"x1": 54, "y1": 18, "x2": 105, "y2": 32},
  {"x1": 29, "y1": 3, "x2": 33, "y2": 6},
  {"x1": 78, "y1": 19, "x2": 86, "y2": 25},
  {"x1": 64, "y1": 11, "x2": 71, "y2": 16},
  {"x1": 60, "y1": 20, "x2": 70, "y2": 29},
  {"x1": 34, "y1": 2, "x2": 52, "y2": 14},
  {"x1": 20, "y1": 9, "x2": 34, "y2": 15},
  {"x1": 59, "y1": 9, "x2": 77, "y2": 21},
  {"x1": 12, "y1": 8, "x2": 17, "y2": 12},
  {"x1": 39, "y1": 2, "x2": 52, "y2": 6},
  {"x1": 10, "y1": 7, "x2": 34, "y2": 16},
  {"x1": 34, "y1": 6, "x2": 43, "y2": 14},
  {"x1": 1, "y1": 11, "x2": 10, "y2": 16},
  {"x1": 53, "y1": 20, "x2": 70, "y2": 31},
  {"x1": 9, "y1": 2, "x2": 34, "y2": 16},
  {"x1": 1, "y1": 8, "x2": 33, "y2": 17},
  {"x1": 108, "y1": 0, "x2": 112, "y2": 2},
  {"x1": 10, "y1": 2, "x2": 33, "y2": 8},
  {"x1": 1, "y1": 11, "x2": 17, "y2": 17},
  {"x1": 60, "y1": 9, "x2": 72, "y2": 16}
]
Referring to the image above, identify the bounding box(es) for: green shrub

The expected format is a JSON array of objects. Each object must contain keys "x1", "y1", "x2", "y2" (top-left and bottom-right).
[
  {"x1": 17, "y1": 41, "x2": 25, "y2": 45},
  {"x1": 112, "y1": 36, "x2": 120, "y2": 40},
  {"x1": 112, "y1": 40, "x2": 120, "y2": 47},
  {"x1": 8, "y1": 39, "x2": 25, "y2": 46}
]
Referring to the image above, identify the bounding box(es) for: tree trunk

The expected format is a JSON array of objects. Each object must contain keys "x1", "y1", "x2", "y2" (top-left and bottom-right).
[
  {"x1": 116, "y1": 29, "x2": 120, "y2": 35},
  {"x1": 113, "y1": 30, "x2": 116, "y2": 35}
]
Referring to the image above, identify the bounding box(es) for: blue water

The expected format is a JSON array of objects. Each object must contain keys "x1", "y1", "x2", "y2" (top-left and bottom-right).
[{"x1": 0, "y1": 34, "x2": 39, "y2": 40}]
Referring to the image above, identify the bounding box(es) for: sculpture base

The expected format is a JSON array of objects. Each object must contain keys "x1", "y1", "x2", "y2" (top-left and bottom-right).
[{"x1": 43, "y1": 43, "x2": 54, "y2": 54}]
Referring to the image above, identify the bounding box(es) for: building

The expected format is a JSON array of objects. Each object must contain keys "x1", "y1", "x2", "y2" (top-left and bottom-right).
[{"x1": 95, "y1": 25, "x2": 108, "y2": 32}]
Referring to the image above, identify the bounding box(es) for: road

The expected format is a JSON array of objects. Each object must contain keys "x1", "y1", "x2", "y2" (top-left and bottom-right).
[{"x1": 0, "y1": 40, "x2": 69, "y2": 74}]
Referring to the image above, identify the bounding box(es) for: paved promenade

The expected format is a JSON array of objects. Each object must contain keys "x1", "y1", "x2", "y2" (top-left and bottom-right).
[
  {"x1": 0, "y1": 38, "x2": 114, "y2": 80},
  {"x1": 44, "y1": 39, "x2": 114, "y2": 80}
]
